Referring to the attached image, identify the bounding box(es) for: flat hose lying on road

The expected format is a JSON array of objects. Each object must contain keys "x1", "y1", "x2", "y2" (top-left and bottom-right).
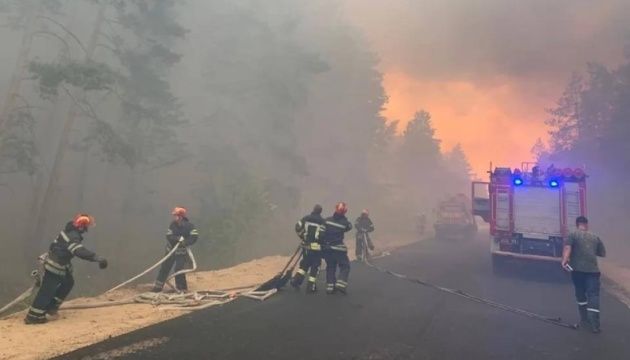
[{"x1": 363, "y1": 256, "x2": 579, "y2": 330}]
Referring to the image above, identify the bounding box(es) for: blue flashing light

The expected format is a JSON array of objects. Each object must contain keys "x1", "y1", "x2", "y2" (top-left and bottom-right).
[
  {"x1": 513, "y1": 178, "x2": 523, "y2": 186},
  {"x1": 549, "y1": 180, "x2": 559, "y2": 188}
]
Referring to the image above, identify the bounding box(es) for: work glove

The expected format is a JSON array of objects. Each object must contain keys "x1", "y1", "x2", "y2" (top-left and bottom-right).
[
  {"x1": 309, "y1": 243, "x2": 321, "y2": 251},
  {"x1": 94, "y1": 256, "x2": 108, "y2": 269},
  {"x1": 368, "y1": 243, "x2": 375, "y2": 251}
]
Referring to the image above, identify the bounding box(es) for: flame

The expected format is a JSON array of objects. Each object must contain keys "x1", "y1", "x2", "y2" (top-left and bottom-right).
[{"x1": 382, "y1": 71, "x2": 553, "y2": 176}]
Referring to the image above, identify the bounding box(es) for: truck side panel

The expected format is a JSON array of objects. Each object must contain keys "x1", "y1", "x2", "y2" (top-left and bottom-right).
[
  {"x1": 564, "y1": 182, "x2": 581, "y2": 235},
  {"x1": 493, "y1": 186, "x2": 511, "y2": 232}
]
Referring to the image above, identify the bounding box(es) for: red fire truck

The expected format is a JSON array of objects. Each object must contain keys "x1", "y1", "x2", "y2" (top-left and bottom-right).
[{"x1": 471, "y1": 162, "x2": 587, "y2": 270}]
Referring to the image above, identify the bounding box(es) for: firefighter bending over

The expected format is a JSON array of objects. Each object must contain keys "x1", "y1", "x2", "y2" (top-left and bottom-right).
[
  {"x1": 291, "y1": 204, "x2": 326, "y2": 293},
  {"x1": 322, "y1": 202, "x2": 353, "y2": 295},
  {"x1": 25, "y1": 214, "x2": 107, "y2": 324},
  {"x1": 151, "y1": 206, "x2": 199, "y2": 293},
  {"x1": 354, "y1": 209, "x2": 375, "y2": 261}
]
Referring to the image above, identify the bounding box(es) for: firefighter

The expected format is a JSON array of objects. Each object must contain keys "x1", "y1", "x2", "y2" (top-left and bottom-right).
[
  {"x1": 321, "y1": 202, "x2": 353, "y2": 295},
  {"x1": 561, "y1": 216, "x2": 607, "y2": 333},
  {"x1": 354, "y1": 209, "x2": 375, "y2": 261},
  {"x1": 25, "y1": 214, "x2": 107, "y2": 325},
  {"x1": 151, "y1": 206, "x2": 199, "y2": 293},
  {"x1": 291, "y1": 204, "x2": 326, "y2": 293}
]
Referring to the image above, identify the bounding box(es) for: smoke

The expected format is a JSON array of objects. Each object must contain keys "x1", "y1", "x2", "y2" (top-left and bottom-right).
[
  {"x1": 344, "y1": 0, "x2": 630, "y2": 83},
  {"x1": 341, "y1": 0, "x2": 630, "y2": 174}
]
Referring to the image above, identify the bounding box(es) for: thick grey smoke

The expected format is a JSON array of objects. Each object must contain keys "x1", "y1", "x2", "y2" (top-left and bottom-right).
[{"x1": 344, "y1": 0, "x2": 630, "y2": 83}]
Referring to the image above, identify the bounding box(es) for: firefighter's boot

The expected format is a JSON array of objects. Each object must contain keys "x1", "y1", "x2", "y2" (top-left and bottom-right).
[
  {"x1": 588, "y1": 311, "x2": 601, "y2": 334},
  {"x1": 24, "y1": 315, "x2": 48, "y2": 325},
  {"x1": 335, "y1": 281, "x2": 348, "y2": 295},
  {"x1": 578, "y1": 305, "x2": 588, "y2": 325},
  {"x1": 291, "y1": 271, "x2": 306, "y2": 290},
  {"x1": 326, "y1": 283, "x2": 335, "y2": 295}
]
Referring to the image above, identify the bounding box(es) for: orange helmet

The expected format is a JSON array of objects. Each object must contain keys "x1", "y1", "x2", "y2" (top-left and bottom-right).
[
  {"x1": 361, "y1": 209, "x2": 369, "y2": 217},
  {"x1": 172, "y1": 206, "x2": 187, "y2": 216},
  {"x1": 73, "y1": 214, "x2": 95, "y2": 228},
  {"x1": 334, "y1": 202, "x2": 347, "y2": 215}
]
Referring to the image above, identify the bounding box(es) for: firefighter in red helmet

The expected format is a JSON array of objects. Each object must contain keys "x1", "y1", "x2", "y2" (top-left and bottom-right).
[
  {"x1": 151, "y1": 206, "x2": 199, "y2": 293},
  {"x1": 25, "y1": 214, "x2": 107, "y2": 324},
  {"x1": 321, "y1": 202, "x2": 353, "y2": 294}
]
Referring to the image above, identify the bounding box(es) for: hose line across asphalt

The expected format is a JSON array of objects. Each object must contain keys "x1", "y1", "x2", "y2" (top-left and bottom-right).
[{"x1": 362, "y1": 249, "x2": 579, "y2": 331}]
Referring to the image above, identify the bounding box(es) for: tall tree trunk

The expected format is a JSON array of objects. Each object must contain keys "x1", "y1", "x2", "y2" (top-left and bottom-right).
[
  {"x1": 31, "y1": 4, "x2": 106, "y2": 256},
  {"x1": 76, "y1": 145, "x2": 89, "y2": 209},
  {"x1": 23, "y1": 94, "x2": 63, "y2": 266},
  {"x1": 0, "y1": 0, "x2": 42, "y2": 148},
  {"x1": 115, "y1": 168, "x2": 137, "y2": 281}
]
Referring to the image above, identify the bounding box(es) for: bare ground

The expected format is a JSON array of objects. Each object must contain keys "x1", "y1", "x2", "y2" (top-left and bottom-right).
[{"x1": 0, "y1": 233, "x2": 421, "y2": 360}]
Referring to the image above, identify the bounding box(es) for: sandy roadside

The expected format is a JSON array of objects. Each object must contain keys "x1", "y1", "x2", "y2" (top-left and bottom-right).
[
  {"x1": 600, "y1": 259, "x2": 630, "y2": 308},
  {"x1": 0, "y1": 232, "x2": 423, "y2": 360}
]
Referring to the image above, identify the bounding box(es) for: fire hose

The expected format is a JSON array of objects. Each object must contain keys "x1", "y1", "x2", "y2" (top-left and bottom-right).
[
  {"x1": 107, "y1": 240, "x2": 185, "y2": 293},
  {"x1": 0, "y1": 270, "x2": 41, "y2": 317},
  {"x1": 1, "y1": 240, "x2": 275, "y2": 317},
  {"x1": 361, "y1": 254, "x2": 579, "y2": 330}
]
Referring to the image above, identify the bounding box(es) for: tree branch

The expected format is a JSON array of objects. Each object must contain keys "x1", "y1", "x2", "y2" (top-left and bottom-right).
[
  {"x1": 33, "y1": 30, "x2": 70, "y2": 51},
  {"x1": 38, "y1": 15, "x2": 88, "y2": 56}
]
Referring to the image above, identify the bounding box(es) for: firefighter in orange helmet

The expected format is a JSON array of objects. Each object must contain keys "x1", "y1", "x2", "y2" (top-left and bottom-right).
[
  {"x1": 321, "y1": 202, "x2": 353, "y2": 294},
  {"x1": 151, "y1": 206, "x2": 199, "y2": 293},
  {"x1": 25, "y1": 214, "x2": 107, "y2": 324}
]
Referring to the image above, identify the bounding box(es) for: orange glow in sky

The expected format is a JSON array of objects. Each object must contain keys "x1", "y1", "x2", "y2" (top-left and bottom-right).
[{"x1": 381, "y1": 71, "x2": 552, "y2": 177}]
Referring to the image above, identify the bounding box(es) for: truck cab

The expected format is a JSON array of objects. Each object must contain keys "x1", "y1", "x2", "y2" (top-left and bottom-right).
[{"x1": 471, "y1": 162, "x2": 587, "y2": 269}]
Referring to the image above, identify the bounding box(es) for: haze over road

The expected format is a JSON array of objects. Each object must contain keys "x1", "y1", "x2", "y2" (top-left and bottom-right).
[{"x1": 54, "y1": 231, "x2": 630, "y2": 360}]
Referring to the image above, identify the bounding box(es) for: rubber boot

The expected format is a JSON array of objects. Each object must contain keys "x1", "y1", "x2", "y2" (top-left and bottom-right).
[
  {"x1": 291, "y1": 273, "x2": 305, "y2": 291},
  {"x1": 578, "y1": 305, "x2": 588, "y2": 325},
  {"x1": 587, "y1": 311, "x2": 601, "y2": 334}
]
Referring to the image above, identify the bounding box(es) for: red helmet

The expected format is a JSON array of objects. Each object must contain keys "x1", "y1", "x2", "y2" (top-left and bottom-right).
[
  {"x1": 172, "y1": 206, "x2": 187, "y2": 216},
  {"x1": 73, "y1": 214, "x2": 95, "y2": 228},
  {"x1": 334, "y1": 202, "x2": 347, "y2": 215},
  {"x1": 361, "y1": 209, "x2": 369, "y2": 217}
]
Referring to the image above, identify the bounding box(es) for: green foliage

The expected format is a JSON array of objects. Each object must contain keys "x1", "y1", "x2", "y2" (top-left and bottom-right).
[
  {"x1": 0, "y1": 109, "x2": 39, "y2": 176},
  {"x1": 192, "y1": 146, "x2": 276, "y2": 266},
  {"x1": 401, "y1": 110, "x2": 442, "y2": 164},
  {"x1": 28, "y1": 60, "x2": 117, "y2": 100}
]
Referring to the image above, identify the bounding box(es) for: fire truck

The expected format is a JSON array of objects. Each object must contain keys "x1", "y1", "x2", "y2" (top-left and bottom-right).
[
  {"x1": 471, "y1": 162, "x2": 587, "y2": 270},
  {"x1": 433, "y1": 193, "x2": 477, "y2": 240}
]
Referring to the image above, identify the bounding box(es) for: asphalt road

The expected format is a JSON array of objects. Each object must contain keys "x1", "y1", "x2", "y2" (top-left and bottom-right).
[{"x1": 54, "y1": 232, "x2": 630, "y2": 360}]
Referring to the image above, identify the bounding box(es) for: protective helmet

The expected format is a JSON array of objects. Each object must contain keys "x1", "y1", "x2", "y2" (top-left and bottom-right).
[
  {"x1": 334, "y1": 202, "x2": 347, "y2": 215},
  {"x1": 172, "y1": 206, "x2": 187, "y2": 216},
  {"x1": 73, "y1": 214, "x2": 95, "y2": 228},
  {"x1": 361, "y1": 209, "x2": 369, "y2": 217}
]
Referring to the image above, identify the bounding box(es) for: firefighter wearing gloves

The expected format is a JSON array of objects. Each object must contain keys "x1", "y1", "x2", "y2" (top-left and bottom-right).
[
  {"x1": 25, "y1": 214, "x2": 107, "y2": 325},
  {"x1": 291, "y1": 204, "x2": 326, "y2": 293},
  {"x1": 151, "y1": 206, "x2": 198, "y2": 293},
  {"x1": 354, "y1": 209, "x2": 375, "y2": 261},
  {"x1": 562, "y1": 216, "x2": 606, "y2": 333},
  {"x1": 322, "y1": 202, "x2": 353, "y2": 295}
]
